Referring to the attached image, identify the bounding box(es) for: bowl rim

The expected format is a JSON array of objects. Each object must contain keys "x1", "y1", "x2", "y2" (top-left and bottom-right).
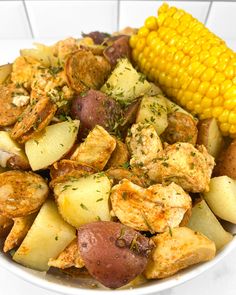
[{"x1": 0, "y1": 236, "x2": 236, "y2": 295}]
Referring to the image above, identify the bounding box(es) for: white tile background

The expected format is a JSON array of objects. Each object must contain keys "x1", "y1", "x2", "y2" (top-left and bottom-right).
[{"x1": 0, "y1": 0, "x2": 235, "y2": 41}]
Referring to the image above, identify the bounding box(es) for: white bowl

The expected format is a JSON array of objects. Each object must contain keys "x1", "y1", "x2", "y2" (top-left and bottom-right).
[{"x1": 0, "y1": 232, "x2": 236, "y2": 295}]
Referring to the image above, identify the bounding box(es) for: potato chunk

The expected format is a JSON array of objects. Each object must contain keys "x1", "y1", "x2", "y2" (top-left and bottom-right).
[
  {"x1": 13, "y1": 200, "x2": 76, "y2": 271},
  {"x1": 101, "y1": 58, "x2": 151, "y2": 103},
  {"x1": 106, "y1": 139, "x2": 129, "y2": 168},
  {"x1": 25, "y1": 120, "x2": 79, "y2": 171},
  {"x1": 71, "y1": 125, "x2": 116, "y2": 170},
  {"x1": 187, "y1": 200, "x2": 233, "y2": 250},
  {"x1": 136, "y1": 95, "x2": 168, "y2": 135},
  {"x1": 3, "y1": 214, "x2": 36, "y2": 252},
  {"x1": 203, "y1": 176, "x2": 236, "y2": 223},
  {"x1": 144, "y1": 227, "x2": 216, "y2": 279},
  {"x1": 0, "y1": 171, "x2": 48, "y2": 218},
  {"x1": 0, "y1": 215, "x2": 13, "y2": 237},
  {"x1": 54, "y1": 173, "x2": 111, "y2": 227},
  {"x1": 110, "y1": 180, "x2": 191, "y2": 233}
]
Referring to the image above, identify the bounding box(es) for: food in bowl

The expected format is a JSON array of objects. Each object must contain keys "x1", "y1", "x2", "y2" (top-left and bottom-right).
[{"x1": 0, "y1": 2, "x2": 236, "y2": 290}]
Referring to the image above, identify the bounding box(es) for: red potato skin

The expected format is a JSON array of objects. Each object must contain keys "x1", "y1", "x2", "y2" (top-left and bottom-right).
[
  {"x1": 78, "y1": 221, "x2": 153, "y2": 289},
  {"x1": 103, "y1": 35, "x2": 131, "y2": 67},
  {"x1": 71, "y1": 89, "x2": 122, "y2": 136},
  {"x1": 214, "y1": 140, "x2": 236, "y2": 179}
]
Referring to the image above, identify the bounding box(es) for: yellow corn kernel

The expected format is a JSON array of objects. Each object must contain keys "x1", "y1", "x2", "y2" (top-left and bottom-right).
[
  {"x1": 131, "y1": 3, "x2": 236, "y2": 136},
  {"x1": 145, "y1": 16, "x2": 157, "y2": 30}
]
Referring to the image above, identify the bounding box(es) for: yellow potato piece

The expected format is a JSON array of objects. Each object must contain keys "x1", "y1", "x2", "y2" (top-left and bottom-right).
[
  {"x1": 188, "y1": 200, "x2": 233, "y2": 250},
  {"x1": 54, "y1": 173, "x2": 111, "y2": 228},
  {"x1": 13, "y1": 200, "x2": 76, "y2": 271}
]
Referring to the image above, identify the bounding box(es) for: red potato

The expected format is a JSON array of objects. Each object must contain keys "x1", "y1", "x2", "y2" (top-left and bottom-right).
[
  {"x1": 71, "y1": 89, "x2": 122, "y2": 136},
  {"x1": 103, "y1": 35, "x2": 131, "y2": 67},
  {"x1": 197, "y1": 118, "x2": 224, "y2": 159},
  {"x1": 78, "y1": 221, "x2": 153, "y2": 289},
  {"x1": 82, "y1": 31, "x2": 110, "y2": 45},
  {"x1": 214, "y1": 139, "x2": 236, "y2": 179}
]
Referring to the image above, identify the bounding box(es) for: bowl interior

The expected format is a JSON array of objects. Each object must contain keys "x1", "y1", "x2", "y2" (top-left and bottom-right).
[{"x1": 1, "y1": 226, "x2": 236, "y2": 295}]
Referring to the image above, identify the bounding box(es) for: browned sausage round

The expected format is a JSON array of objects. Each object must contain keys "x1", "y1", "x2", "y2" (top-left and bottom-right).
[
  {"x1": 162, "y1": 112, "x2": 198, "y2": 145},
  {"x1": 11, "y1": 96, "x2": 57, "y2": 144},
  {"x1": 66, "y1": 50, "x2": 111, "y2": 93},
  {"x1": 0, "y1": 171, "x2": 49, "y2": 218},
  {"x1": 78, "y1": 221, "x2": 153, "y2": 289},
  {"x1": 0, "y1": 84, "x2": 27, "y2": 127}
]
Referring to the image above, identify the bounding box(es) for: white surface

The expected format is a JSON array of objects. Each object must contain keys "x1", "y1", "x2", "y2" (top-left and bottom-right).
[
  {"x1": 119, "y1": 1, "x2": 210, "y2": 29},
  {"x1": 25, "y1": 0, "x2": 118, "y2": 39},
  {"x1": 0, "y1": 1, "x2": 31, "y2": 39},
  {"x1": 206, "y1": 2, "x2": 236, "y2": 40}
]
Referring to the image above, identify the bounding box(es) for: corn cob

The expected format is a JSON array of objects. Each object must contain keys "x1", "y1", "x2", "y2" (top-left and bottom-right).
[{"x1": 130, "y1": 3, "x2": 236, "y2": 137}]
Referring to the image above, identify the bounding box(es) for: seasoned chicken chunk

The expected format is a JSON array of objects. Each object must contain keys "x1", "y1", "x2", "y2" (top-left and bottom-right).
[
  {"x1": 0, "y1": 215, "x2": 13, "y2": 237},
  {"x1": 110, "y1": 180, "x2": 191, "y2": 233},
  {"x1": 147, "y1": 143, "x2": 214, "y2": 193},
  {"x1": 0, "y1": 171, "x2": 48, "y2": 218},
  {"x1": 144, "y1": 227, "x2": 216, "y2": 279},
  {"x1": 126, "y1": 123, "x2": 163, "y2": 167},
  {"x1": 11, "y1": 56, "x2": 40, "y2": 89},
  {"x1": 3, "y1": 214, "x2": 36, "y2": 252},
  {"x1": 48, "y1": 239, "x2": 84, "y2": 269},
  {"x1": 71, "y1": 125, "x2": 116, "y2": 170}
]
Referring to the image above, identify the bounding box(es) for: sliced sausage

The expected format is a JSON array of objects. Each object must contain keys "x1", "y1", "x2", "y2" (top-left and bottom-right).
[
  {"x1": 11, "y1": 96, "x2": 57, "y2": 144},
  {"x1": 0, "y1": 171, "x2": 49, "y2": 218},
  {"x1": 0, "y1": 84, "x2": 27, "y2": 127}
]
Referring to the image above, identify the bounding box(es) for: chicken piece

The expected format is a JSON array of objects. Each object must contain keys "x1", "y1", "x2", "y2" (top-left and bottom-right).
[
  {"x1": 147, "y1": 143, "x2": 214, "y2": 193},
  {"x1": 144, "y1": 227, "x2": 216, "y2": 279},
  {"x1": 71, "y1": 125, "x2": 116, "y2": 171},
  {"x1": 0, "y1": 215, "x2": 13, "y2": 237},
  {"x1": 0, "y1": 171, "x2": 48, "y2": 218},
  {"x1": 106, "y1": 167, "x2": 152, "y2": 188},
  {"x1": 66, "y1": 49, "x2": 111, "y2": 93},
  {"x1": 11, "y1": 56, "x2": 40, "y2": 89},
  {"x1": 126, "y1": 123, "x2": 163, "y2": 168},
  {"x1": 31, "y1": 67, "x2": 74, "y2": 107},
  {"x1": 110, "y1": 180, "x2": 191, "y2": 233},
  {"x1": 50, "y1": 159, "x2": 96, "y2": 187},
  {"x1": 48, "y1": 239, "x2": 84, "y2": 269},
  {"x1": 3, "y1": 213, "x2": 36, "y2": 252},
  {"x1": 161, "y1": 112, "x2": 198, "y2": 145},
  {"x1": 106, "y1": 139, "x2": 130, "y2": 168},
  {"x1": 53, "y1": 37, "x2": 80, "y2": 63},
  {"x1": 11, "y1": 96, "x2": 57, "y2": 144},
  {"x1": 0, "y1": 84, "x2": 28, "y2": 127}
]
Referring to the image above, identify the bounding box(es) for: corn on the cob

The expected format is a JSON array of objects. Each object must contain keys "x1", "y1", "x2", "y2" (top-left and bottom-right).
[{"x1": 130, "y1": 3, "x2": 236, "y2": 137}]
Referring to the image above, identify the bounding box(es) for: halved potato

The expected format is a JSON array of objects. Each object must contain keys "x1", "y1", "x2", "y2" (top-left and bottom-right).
[
  {"x1": 54, "y1": 173, "x2": 111, "y2": 227},
  {"x1": 0, "y1": 64, "x2": 12, "y2": 84},
  {"x1": 187, "y1": 200, "x2": 233, "y2": 250},
  {"x1": 101, "y1": 58, "x2": 151, "y2": 104},
  {"x1": 136, "y1": 95, "x2": 168, "y2": 135},
  {"x1": 25, "y1": 120, "x2": 79, "y2": 171},
  {"x1": 203, "y1": 176, "x2": 236, "y2": 224},
  {"x1": 0, "y1": 131, "x2": 29, "y2": 170},
  {"x1": 197, "y1": 118, "x2": 224, "y2": 158},
  {"x1": 13, "y1": 200, "x2": 76, "y2": 271}
]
